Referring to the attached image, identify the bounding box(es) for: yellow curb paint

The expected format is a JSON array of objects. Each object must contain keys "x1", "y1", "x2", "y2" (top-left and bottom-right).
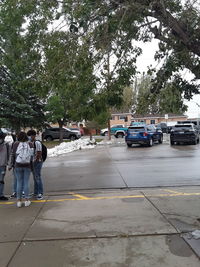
[
  {"x1": 0, "y1": 192, "x2": 200, "y2": 206},
  {"x1": 0, "y1": 201, "x2": 14, "y2": 205},
  {"x1": 70, "y1": 193, "x2": 90, "y2": 200},
  {"x1": 161, "y1": 189, "x2": 182, "y2": 195}
]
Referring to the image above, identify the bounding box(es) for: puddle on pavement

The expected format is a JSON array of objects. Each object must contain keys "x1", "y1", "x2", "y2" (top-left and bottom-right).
[{"x1": 166, "y1": 235, "x2": 193, "y2": 257}]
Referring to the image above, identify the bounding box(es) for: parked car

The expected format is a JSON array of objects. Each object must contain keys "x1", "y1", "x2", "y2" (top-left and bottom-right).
[
  {"x1": 177, "y1": 120, "x2": 200, "y2": 133},
  {"x1": 156, "y1": 122, "x2": 168, "y2": 133},
  {"x1": 170, "y1": 123, "x2": 199, "y2": 145},
  {"x1": 100, "y1": 127, "x2": 109, "y2": 136},
  {"x1": 70, "y1": 128, "x2": 82, "y2": 136},
  {"x1": 125, "y1": 124, "x2": 163, "y2": 147},
  {"x1": 100, "y1": 124, "x2": 128, "y2": 138},
  {"x1": 42, "y1": 127, "x2": 81, "y2": 141}
]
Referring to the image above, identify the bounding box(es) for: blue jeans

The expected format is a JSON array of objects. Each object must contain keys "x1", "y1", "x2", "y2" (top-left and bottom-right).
[
  {"x1": 13, "y1": 169, "x2": 24, "y2": 194},
  {"x1": 13, "y1": 168, "x2": 17, "y2": 193},
  {"x1": 0, "y1": 166, "x2": 6, "y2": 197},
  {"x1": 15, "y1": 167, "x2": 31, "y2": 199},
  {"x1": 33, "y1": 161, "x2": 43, "y2": 195}
]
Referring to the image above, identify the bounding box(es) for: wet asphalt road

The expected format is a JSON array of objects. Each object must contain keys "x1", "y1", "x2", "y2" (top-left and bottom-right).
[
  {"x1": 41, "y1": 138, "x2": 200, "y2": 193},
  {"x1": 4, "y1": 136, "x2": 200, "y2": 194}
]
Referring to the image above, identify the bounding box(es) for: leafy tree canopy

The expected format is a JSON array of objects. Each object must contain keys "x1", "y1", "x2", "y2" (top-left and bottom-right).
[
  {"x1": 60, "y1": 0, "x2": 200, "y2": 97},
  {"x1": 133, "y1": 74, "x2": 188, "y2": 115}
]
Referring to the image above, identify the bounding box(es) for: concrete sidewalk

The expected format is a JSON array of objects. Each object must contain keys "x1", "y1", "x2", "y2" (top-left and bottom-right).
[{"x1": 0, "y1": 187, "x2": 200, "y2": 266}]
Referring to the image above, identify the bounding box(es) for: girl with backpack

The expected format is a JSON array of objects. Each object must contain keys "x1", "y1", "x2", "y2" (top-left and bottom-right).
[{"x1": 9, "y1": 132, "x2": 33, "y2": 208}]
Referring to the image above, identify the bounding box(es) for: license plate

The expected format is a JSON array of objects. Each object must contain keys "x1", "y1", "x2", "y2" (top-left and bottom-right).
[
  {"x1": 131, "y1": 133, "x2": 137, "y2": 137},
  {"x1": 179, "y1": 132, "x2": 184, "y2": 134}
]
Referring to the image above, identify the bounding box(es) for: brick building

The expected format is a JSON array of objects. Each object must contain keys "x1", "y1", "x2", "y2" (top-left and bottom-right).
[{"x1": 110, "y1": 113, "x2": 188, "y2": 126}]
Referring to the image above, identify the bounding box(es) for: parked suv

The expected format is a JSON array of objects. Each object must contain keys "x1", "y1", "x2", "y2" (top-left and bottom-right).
[
  {"x1": 170, "y1": 123, "x2": 199, "y2": 145},
  {"x1": 125, "y1": 125, "x2": 163, "y2": 147},
  {"x1": 42, "y1": 127, "x2": 81, "y2": 141},
  {"x1": 100, "y1": 124, "x2": 128, "y2": 138}
]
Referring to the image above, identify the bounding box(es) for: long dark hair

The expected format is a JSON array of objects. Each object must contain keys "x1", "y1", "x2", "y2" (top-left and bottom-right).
[{"x1": 17, "y1": 132, "x2": 28, "y2": 142}]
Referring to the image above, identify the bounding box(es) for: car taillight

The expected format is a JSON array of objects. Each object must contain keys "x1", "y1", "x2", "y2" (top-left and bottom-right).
[{"x1": 143, "y1": 132, "x2": 148, "y2": 136}]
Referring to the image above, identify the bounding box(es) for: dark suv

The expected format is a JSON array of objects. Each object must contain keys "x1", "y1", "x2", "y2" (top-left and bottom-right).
[
  {"x1": 170, "y1": 123, "x2": 199, "y2": 145},
  {"x1": 125, "y1": 124, "x2": 163, "y2": 147},
  {"x1": 42, "y1": 127, "x2": 81, "y2": 141}
]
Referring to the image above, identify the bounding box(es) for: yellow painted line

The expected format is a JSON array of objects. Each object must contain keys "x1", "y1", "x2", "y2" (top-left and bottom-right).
[
  {"x1": 0, "y1": 192, "x2": 200, "y2": 205},
  {"x1": 161, "y1": 189, "x2": 182, "y2": 195},
  {"x1": 0, "y1": 201, "x2": 15, "y2": 205},
  {"x1": 69, "y1": 193, "x2": 90, "y2": 200}
]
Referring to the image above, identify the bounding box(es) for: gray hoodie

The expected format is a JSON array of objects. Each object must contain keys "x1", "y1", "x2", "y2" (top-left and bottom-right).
[{"x1": 0, "y1": 142, "x2": 10, "y2": 167}]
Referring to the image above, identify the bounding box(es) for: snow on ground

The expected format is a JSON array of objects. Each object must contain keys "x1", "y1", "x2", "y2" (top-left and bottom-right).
[
  {"x1": 47, "y1": 138, "x2": 97, "y2": 157},
  {"x1": 47, "y1": 137, "x2": 116, "y2": 157}
]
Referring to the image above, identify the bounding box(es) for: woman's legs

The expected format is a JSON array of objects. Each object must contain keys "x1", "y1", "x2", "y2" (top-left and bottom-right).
[
  {"x1": 23, "y1": 168, "x2": 31, "y2": 200},
  {"x1": 15, "y1": 167, "x2": 31, "y2": 202},
  {"x1": 15, "y1": 168, "x2": 23, "y2": 200}
]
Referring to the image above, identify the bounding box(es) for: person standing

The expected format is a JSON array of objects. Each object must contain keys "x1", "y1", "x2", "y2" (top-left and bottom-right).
[
  {"x1": 35, "y1": 130, "x2": 42, "y2": 141},
  {"x1": 27, "y1": 130, "x2": 44, "y2": 200},
  {"x1": 0, "y1": 131, "x2": 10, "y2": 201},
  {"x1": 9, "y1": 132, "x2": 33, "y2": 207}
]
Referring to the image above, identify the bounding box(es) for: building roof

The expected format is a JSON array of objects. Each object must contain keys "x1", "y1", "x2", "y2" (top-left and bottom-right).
[
  {"x1": 132, "y1": 114, "x2": 187, "y2": 119},
  {"x1": 111, "y1": 112, "x2": 132, "y2": 115}
]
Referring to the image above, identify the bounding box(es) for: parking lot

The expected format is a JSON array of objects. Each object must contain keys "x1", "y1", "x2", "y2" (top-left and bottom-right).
[{"x1": 18, "y1": 135, "x2": 200, "y2": 192}]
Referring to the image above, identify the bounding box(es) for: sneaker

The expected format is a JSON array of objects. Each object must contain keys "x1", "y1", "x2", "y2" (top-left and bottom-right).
[
  {"x1": 24, "y1": 200, "x2": 31, "y2": 207},
  {"x1": 10, "y1": 192, "x2": 16, "y2": 199},
  {"x1": 0, "y1": 196, "x2": 9, "y2": 201},
  {"x1": 37, "y1": 194, "x2": 43, "y2": 200},
  {"x1": 17, "y1": 201, "x2": 22, "y2": 208}
]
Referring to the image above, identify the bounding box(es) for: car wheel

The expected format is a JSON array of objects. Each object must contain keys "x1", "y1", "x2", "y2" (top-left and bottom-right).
[
  {"x1": 46, "y1": 136, "x2": 53, "y2": 141},
  {"x1": 127, "y1": 143, "x2": 132, "y2": 147},
  {"x1": 159, "y1": 135, "x2": 163, "y2": 144},
  {"x1": 170, "y1": 140, "x2": 174, "y2": 145},
  {"x1": 104, "y1": 131, "x2": 108, "y2": 136},
  {"x1": 70, "y1": 135, "x2": 76, "y2": 141},
  {"x1": 148, "y1": 138, "x2": 153, "y2": 147},
  {"x1": 116, "y1": 133, "x2": 124, "y2": 138}
]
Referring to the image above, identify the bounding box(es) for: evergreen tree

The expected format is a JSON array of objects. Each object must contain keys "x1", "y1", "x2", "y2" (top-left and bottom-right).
[{"x1": 0, "y1": 0, "x2": 58, "y2": 130}]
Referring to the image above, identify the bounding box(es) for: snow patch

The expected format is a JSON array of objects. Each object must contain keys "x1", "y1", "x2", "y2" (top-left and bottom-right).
[
  {"x1": 191, "y1": 230, "x2": 200, "y2": 240},
  {"x1": 47, "y1": 138, "x2": 96, "y2": 157}
]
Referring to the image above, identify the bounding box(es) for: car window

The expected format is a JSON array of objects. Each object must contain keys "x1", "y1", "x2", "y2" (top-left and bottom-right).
[
  {"x1": 147, "y1": 126, "x2": 155, "y2": 131},
  {"x1": 49, "y1": 128, "x2": 59, "y2": 132},
  {"x1": 174, "y1": 125, "x2": 193, "y2": 130},
  {"x1": 128, "y1": 127, "x2": 145, "y2": 132},
  {"x1": 111, "y1": 125, "x2": 123, "y2": 128},
  {"x1": 63, "y1": 127, "x2": 71, "y2": 131}
]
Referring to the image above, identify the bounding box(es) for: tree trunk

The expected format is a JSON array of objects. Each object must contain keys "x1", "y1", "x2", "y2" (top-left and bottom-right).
[
  {"x1": 108, "y1": 119, "x2": 111, "y2": 140},
  {"x1": 90, "y1": 130, "x2": 92, "y2": 141},
  {"x1": 58, "y1": 121, "x2": 64, "y2": 142}
]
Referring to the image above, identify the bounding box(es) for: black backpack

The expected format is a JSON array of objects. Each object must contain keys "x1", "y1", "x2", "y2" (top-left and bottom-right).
[{"x1": 34, "y1": 141, "x2": 47, "y2": 162}]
